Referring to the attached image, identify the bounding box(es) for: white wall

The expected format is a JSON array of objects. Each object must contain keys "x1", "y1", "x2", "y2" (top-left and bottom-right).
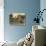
[
  {"x1": 40, "y1": 0, "x2": 46, "y2": 27},
  {"x1": 40, "y1": 0, "x2": 46, "y2": 9},
  {"x1": 40, "y1": 0, "x2": 46, "y2": 45},
  {"x1": 0, "y1": 0, "x2": 4, "y2": 42}
]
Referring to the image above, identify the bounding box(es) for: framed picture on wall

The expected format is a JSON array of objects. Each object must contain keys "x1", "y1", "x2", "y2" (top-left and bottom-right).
[{"x1": 9, "y1": 13, "x2": 26, "y2": 26}]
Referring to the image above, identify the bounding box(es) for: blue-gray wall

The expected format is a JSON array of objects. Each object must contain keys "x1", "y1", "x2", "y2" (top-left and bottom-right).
[{"x1": 4, "y1": 0, "x2": 40, "y2": 42}]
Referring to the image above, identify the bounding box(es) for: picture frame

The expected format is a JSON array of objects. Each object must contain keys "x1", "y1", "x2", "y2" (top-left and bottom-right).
[{"x1": 9, "y1": 13, "x2": 26, "y2": 26}]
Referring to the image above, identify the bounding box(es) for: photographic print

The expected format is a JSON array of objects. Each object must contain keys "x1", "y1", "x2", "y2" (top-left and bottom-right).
[{"x1": 9, "y1": 13, "x2": 26, "y2": 26}]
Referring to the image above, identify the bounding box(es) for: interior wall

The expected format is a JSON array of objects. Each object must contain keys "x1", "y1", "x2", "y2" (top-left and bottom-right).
[
  {"x1": 0, "y1": 0, "x2": 4, "y2": 42},
  {"x1": 40, "y1": 0, "x2": 46, "y2": 27},
  {"x1": 4, "y1": 0, "x2": 40, "y2": 42},
  {"x1": 40, "y1": 0, "x2": 46, "y2": 45}
]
